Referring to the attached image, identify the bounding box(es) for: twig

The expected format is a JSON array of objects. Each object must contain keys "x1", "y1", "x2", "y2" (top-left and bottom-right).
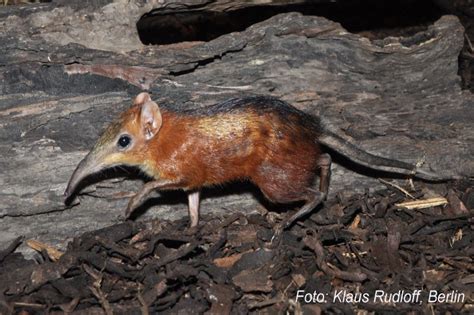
[
  {"x1": 89, "y1": 285, "x2": 113, "y2": 315},
  {"x1": 84, "y1": 264, "x2": 113, "y2": 315},
  {"x1": 465, "y1": 33, "x2": 474, "y2": 53},
  {"x1": 378, "y1": 178, "x2": 415, "y2": 199},
  {"x1": 205, "y1": 84, "x2": 253, "y2": 90},
  {"x1": 137, "y1": 283, "x2": 149, "y2": 315},
  {"x1": 13, "y1": 302, "x2": 46, "y2": 309},
  {"x1": 395, "y1": 197, "x2": 448, "y2": 210}
]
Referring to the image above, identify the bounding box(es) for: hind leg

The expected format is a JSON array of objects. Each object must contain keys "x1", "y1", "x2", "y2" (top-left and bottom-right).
[
  {"x1": 318, "y1": 153, "x2": 332, "y2": 197},
  {"x1": 279, "y1": 190, "x2": 326, "y2": 230},
  {"x1": 270, "y1": 154, "x2": 332, "y2": 244},
  {"x1": 279, "y1": 153, "x2": 332, "y2": 229},
  {"x1": 271, "y1": 190, "x2": 325, "y2": 244}
]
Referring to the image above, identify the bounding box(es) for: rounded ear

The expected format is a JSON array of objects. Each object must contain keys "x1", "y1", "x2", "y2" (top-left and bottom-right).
[
  {"x1": 140, "y1": 100, "x2": 162, "y2": 140},
  {"x1": 134, "y1": 92, "x2": 152, "y2": 106}
]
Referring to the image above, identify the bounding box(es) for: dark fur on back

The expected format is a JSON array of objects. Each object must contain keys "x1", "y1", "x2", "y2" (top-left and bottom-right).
[{"x1": 167, "y1": 96, "x2": 322, "y2": 136}]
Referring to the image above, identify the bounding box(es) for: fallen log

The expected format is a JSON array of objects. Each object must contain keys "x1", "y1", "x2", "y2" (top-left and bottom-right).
[{"x1": 0, "y1": 1, "x2": 472, "y2": 255}]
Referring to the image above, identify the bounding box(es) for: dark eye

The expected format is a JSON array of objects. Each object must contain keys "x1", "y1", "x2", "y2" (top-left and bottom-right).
[{"x1": 117, "y1": 135, "x2": 131, "y2": 149}]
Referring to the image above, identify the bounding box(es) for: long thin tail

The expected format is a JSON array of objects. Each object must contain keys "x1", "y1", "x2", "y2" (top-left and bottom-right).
[{"x1": 318, "y1": 121, "x2": 455, "y2": 181}]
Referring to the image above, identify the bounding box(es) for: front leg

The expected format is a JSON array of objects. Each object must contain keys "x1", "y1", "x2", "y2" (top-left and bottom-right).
[
  {"x1": 125, "y1": 179, "x2": 180, "y2": 219},
  {"x1": 187, "y1": 190, "x2": 200, "y2": 228},
  {"x1": 318, "y1": 153, "x2": 332, "y2": 197}
]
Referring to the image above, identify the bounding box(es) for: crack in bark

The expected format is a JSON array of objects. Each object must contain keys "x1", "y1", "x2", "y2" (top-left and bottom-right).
[{"x1": 169, "y1": 44, "x2": 248, "y2": 76}]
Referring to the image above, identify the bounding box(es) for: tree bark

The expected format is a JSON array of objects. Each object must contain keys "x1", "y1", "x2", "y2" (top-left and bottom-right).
[{"x1": 0, "y1": 0, "x2": 472, "y2": 255}]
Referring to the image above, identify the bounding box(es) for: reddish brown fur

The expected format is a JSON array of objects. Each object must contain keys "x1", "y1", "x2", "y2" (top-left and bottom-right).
[
  {"x1": 65, "y1": 95, "x2": 326, "y2": 213},
  {"x1": 134, "y1": 107, "x2": 321, "y2": 204}
]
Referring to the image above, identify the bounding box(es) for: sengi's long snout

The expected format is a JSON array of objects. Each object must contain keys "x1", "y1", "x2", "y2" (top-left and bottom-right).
[{"x1": 64, "y1": 153, "x2": 103, "y2": 200}]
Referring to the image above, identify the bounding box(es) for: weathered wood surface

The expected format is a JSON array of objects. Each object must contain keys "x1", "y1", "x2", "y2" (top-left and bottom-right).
[{"x1": 0, "y1": 1, "x2": 472, "y2": 255}]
